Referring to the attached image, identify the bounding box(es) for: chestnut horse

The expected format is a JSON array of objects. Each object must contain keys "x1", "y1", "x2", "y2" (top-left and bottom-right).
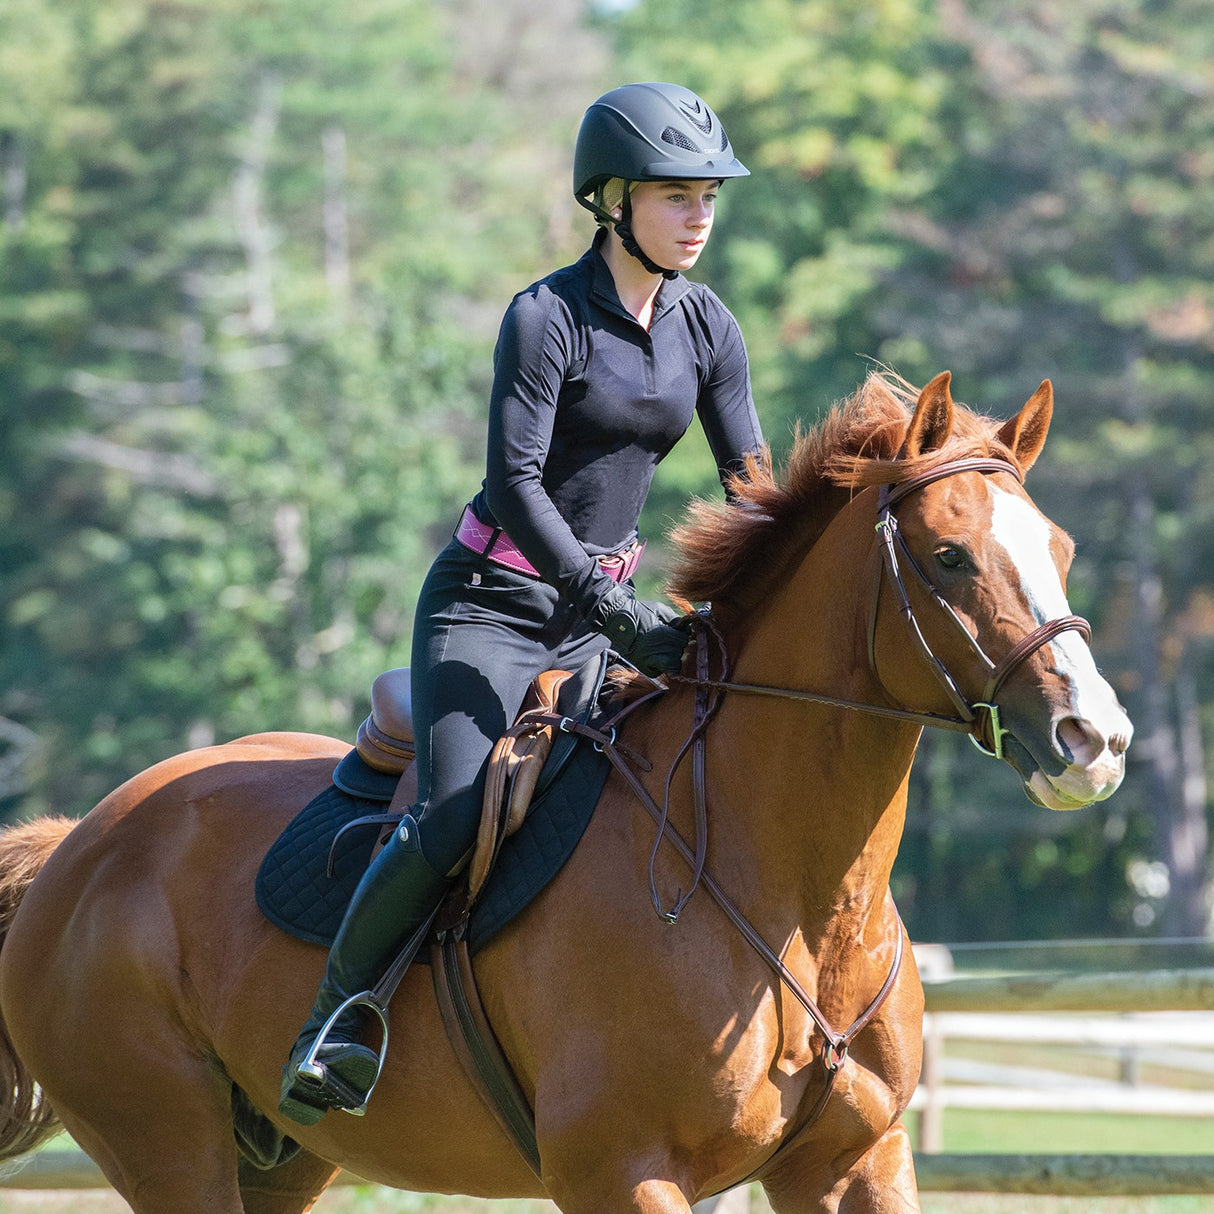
[{"x1": 0, "y1": 373, "x2": 1130, "y2": 1213}]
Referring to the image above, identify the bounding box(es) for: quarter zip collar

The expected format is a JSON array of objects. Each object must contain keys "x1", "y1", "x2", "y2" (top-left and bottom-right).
[{"x1": 585, "y1": 230, "x2": 691, "y2": 327}]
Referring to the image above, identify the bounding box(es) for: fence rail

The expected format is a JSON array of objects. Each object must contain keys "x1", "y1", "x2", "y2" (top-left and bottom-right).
[
  {"x1": 920, "y1": 966, "x2": 1214, "y2": 1014},
  {"x1": 4, "y1": 966, "x2": 1212, "y2": 1197},
  {"x1": 913, "y1": 1153, "x2": 1214, "y2": 1196},
  {"x1": 912, "y1": 963, "x2": 1214, "y2": 1192}
]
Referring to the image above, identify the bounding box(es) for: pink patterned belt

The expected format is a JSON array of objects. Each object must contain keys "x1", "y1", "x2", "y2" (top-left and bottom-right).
[{"x1": 454, "y1": 505, "x2": 645, "y2": 585}]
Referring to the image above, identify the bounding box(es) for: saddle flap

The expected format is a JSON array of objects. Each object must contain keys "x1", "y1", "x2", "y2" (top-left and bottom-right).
[
  {"x1": 445, "y1": 650, "x2": 612, "y2": 929},
  {"x1": 467, "y1": 671, "x2": 573, "y2": 905}
]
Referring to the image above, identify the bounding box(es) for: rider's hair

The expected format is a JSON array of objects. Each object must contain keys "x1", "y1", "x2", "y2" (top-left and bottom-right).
[{"x1": 593, "y1": 178, "x2": 633, "y2": 229}]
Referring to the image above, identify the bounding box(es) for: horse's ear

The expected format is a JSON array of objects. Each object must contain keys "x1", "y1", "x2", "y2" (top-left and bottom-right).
[
  {"x1": 996, "y1": 379, "x2": 1053, "y2": 472},
  {"x1": 902, "y1": 371, "x2": 954, "y2": 458}
]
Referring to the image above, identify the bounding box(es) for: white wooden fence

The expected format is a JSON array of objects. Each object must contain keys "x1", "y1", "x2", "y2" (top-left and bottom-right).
[{"x1": 910, "y1": 955, "x2": 1214, "y2": 1194}]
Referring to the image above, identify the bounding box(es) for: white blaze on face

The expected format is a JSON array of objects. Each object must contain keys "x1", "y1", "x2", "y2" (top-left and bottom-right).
[
  {"x1": 987, "y1": 484, "x2": 1079, "y2": 655},
  {"x1": 986, "y1": 483, "x2": 1130, "y2": 796}
]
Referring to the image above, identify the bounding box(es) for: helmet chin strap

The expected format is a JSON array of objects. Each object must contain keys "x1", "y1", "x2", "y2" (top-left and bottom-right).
[{"x1": 615, "y1": 187, "x2": 679, "y2": 281}]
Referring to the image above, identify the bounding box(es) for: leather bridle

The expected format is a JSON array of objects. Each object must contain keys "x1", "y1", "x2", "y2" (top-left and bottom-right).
[
  {"x1": 544, "y1": 457, "x2": 1093, "y2": 1169},
  {"x1": 679, "y1": 455, "x2": 1091, "y2": 760},
  {"x1": 870, "y1": 456, "x2": 1091, "y2": 758}
]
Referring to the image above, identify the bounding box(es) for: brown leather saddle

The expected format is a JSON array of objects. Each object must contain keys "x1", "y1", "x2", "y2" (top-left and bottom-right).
[{"x1": 336, "y1": 658, "x2": 603, "y2": 928}]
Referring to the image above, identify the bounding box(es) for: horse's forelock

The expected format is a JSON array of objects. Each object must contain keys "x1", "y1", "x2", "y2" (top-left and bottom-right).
[{"x1": 666, "y1": 373, "x2": 1015, "y2": 619}]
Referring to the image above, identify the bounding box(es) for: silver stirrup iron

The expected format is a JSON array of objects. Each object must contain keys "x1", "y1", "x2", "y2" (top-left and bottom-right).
[{"x1": 296, "y1": 991, "x2": 390, "y2": 1117}]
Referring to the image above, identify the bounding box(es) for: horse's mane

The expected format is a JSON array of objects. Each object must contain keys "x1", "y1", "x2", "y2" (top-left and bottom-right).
[{"x1": 667, "y1": 372, "x2": 1020, "y2": 625}]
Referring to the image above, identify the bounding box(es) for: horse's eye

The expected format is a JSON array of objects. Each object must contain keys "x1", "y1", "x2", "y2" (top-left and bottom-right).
[{"x1": 935, "y1": 545, "x2": 968, "y2": 571}]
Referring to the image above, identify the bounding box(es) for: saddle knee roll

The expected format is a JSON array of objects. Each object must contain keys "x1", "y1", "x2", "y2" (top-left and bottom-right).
[{"x1": 356, "y1": 667, "x2": 415, "y2": 775}]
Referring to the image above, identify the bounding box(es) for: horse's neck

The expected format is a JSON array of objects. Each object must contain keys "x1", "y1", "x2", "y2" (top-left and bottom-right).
[{"x1": 706, "y1": 504, "x2": 918, "y2": 934}]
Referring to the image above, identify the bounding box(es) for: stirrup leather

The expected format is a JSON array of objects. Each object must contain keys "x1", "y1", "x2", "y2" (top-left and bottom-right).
[{"x1": 293, "y1": 991, "x2": 390, "y2": 1116}]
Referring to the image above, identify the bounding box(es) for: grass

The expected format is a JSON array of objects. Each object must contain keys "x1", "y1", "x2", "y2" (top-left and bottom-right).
[
  {"x1": 908, "y1": 1107, "x2": 1214, "y2": 1155},
  {"x1": 310, "y1": 1190, "x2": 1212, "y2": 1213},
  {"x1": 0, "y1": 1180, "x2": 1206, "y2": 1213},
  {"x1": 913, "y1": 1203, "x2": 1209, "y2": 1213},
  {"x1": 2, "y1": 1129, "x2": 1208, "y2": 1214}
]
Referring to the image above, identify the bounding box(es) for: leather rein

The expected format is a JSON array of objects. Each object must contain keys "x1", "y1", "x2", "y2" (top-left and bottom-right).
[
  {"x1": 557, "y1": 455, "x2": 1089, "y2": 1160},
  {"x1": 470, "y1": 455, "x2": 1090, "y2": 1180}
]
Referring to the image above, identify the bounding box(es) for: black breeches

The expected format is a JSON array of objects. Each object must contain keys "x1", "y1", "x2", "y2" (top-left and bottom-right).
[{"x1": 407, "y1": 540, "x2": 610, "y2": 876}]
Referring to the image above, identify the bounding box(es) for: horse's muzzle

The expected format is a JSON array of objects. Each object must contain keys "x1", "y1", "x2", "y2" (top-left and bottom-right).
[{"x1": 1004, "y1": 705, "x2": 1132, "y2": 810}]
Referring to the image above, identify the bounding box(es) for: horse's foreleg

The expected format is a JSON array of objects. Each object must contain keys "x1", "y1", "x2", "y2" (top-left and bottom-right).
[
  {"x1": 237, "y1": 1148, "x2": 341, "y2": 1214},
  {"x1": 831, "y1": 1120, "x2": 920, "y2": 1214},
  {"x1": 761, "y1": 1121, "x2": 920, "y2": 1214}
]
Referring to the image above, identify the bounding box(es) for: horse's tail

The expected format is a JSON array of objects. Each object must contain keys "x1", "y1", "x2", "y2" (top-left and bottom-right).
[{"x1": 0, "y1": 815, "x2": 76, "y2": 1159}]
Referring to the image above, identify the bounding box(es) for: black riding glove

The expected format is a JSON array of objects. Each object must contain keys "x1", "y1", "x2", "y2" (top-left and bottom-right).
[{"x1": 591, "y1": 584, "x2": 692, "y2": 677}]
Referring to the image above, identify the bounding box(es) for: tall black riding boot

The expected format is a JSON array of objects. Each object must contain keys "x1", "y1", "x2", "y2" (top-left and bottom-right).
[{"x1": 278, "y1": 814, "x2": 447, "y2": 1125}]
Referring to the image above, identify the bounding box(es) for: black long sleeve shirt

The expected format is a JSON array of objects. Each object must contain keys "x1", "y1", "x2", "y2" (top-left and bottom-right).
[{"x1": 469, "y1": 230, "x2": 764, "y2": 619}]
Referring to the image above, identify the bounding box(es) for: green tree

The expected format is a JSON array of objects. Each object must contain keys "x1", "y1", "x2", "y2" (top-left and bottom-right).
[
  {"x1": 889, "y1": 0, "x2": 1214, "y2": 938},
  {"x1": 1, "y1": 0, "x2": 252, "y2": 814},
  {"x1": 0, "y1": 0, "x2": 608, "y2": 819}
]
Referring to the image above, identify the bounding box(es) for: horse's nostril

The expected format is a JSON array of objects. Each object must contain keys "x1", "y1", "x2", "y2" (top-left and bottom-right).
[{"x1": 1057, "y1": 715, "x2": 1102, "y2": 765}]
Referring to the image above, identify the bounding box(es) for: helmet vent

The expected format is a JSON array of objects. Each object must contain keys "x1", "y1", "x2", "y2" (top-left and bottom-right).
[{"x1": 660, "y1": 126, "x2": 702, "y2": 154}]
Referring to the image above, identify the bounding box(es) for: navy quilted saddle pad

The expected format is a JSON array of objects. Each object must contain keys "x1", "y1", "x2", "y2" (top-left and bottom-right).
[{"x1": 255, "y1": 737, "x2": 610, "y2": 956}]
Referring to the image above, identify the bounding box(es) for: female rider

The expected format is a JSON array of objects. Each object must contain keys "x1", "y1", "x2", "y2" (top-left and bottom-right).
[{"x1": 279, "y1": 80, "x2": 765, "y2": 1124}]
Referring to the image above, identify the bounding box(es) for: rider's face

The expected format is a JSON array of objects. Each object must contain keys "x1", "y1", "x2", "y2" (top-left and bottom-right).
[{"x1": 623, "y1": 180, "x2": 718, "y2": 272}]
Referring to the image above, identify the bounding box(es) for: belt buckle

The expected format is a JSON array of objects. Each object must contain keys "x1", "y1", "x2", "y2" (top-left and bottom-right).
[
  {"x1": 601, "y1": 541, "x2": 642, "y2": 584},
  {"x1": 599, "y1": 552, "x2": 627, "y2": 583},
  {"x1": 619, "y1": 545, "x2": 638, "y2": 582}
]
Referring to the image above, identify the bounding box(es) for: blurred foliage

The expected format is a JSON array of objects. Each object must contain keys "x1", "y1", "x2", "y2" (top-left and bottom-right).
[
  {"x1": 0, "y1": 0, "x2": 1210, "y2": 941},
  {"x1": 617, "y1": 0, "x2": 1214, "y2": 942}
]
